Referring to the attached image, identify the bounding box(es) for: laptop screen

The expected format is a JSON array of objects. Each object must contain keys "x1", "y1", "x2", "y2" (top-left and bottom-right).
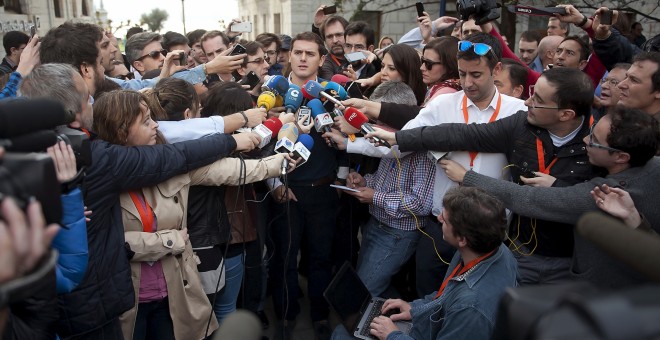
[{"x1": 323, "y1": 262, "x2": 372, "y2": 332}]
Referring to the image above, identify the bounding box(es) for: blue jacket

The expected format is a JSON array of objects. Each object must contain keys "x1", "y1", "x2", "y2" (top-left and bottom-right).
[
  {"x1": 388, "y1": 244, "x2": 518, "y2": 340},
  {"x1": 53, "y1": 188, "x2": 88, "y2": 294},
  {"x1": 56, "y1": 133, "x2": 237, "y2": 337}
]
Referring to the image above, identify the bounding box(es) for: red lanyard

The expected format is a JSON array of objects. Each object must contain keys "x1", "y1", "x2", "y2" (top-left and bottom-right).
[
  {"x1": 129, "y1": 191, "x2": 155, "y2": 233},
  {"x1": 434, "y1": 249, "x2": 496, "y2": 299},
  {"x1": 330, "y1": 54, "x2": 343, "y2": 67},
  {"x1": 535, "y1": 138, "x2": 558, "y2": 174},
  {"x1": 462, "y1": 94, "x2": 502, "y2": 167}
]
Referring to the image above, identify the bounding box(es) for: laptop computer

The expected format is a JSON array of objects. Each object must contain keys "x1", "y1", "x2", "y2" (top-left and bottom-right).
[{"x1": 324, "y1": 262, "x2": 413, "y2": 339}]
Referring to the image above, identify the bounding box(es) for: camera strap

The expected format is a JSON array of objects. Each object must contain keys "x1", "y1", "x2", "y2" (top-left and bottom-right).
[
  {"x1": 129, "y1": 191, "x2": 155, "y2": 233},
  {"x1": 506, "y1": 5, "x2": 565, "y2": 16}
]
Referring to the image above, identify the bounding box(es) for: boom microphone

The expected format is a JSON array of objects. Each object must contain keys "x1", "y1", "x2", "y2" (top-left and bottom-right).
[
  {"x1": 256, "y1": 91, "x2": 277, "y2": 111},
  {"x1": 344, "y1": 107, "x2": 390, "y2": 147},
  {"x1": 0, "y1": 98, "x2": 72, "y2": 138},
  {"x1": 261, "y1": 75, "x2": 290, "y2": 96},
  {"x1": 0, "y1": 130, "x2": 58, "y2": 152}
]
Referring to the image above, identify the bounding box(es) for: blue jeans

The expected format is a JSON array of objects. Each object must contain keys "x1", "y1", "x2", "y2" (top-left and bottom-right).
[
  {"x1": 356, "y1": 217, "x2": 420, "y2": 297},
  {"x1": 269, "y1": 185, "x2": 338, "y2": 322},
  {"x1": 213, "y1": 252, "x2": 245, "y2": 324}
]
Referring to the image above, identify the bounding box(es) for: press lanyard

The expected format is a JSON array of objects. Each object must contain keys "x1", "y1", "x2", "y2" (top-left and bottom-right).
[
  {"x1": 535, "y1": 138, "x2": 558, "y2": 174},
  {"x1": 434, "y1": 249, "x2": 496, "y2": 299},
  {"x1": 129, "y1": 191, "x2": 155, "y2": 233},
  {"x1": 462, "y1": 94, "x2": 502, "y2": 167},
  {"x1": 330, "y1": 54, "x2": 343, "y2": 67}
]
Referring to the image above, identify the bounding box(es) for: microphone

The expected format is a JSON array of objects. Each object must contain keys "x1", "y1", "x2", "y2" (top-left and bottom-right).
[
  {"x1": 308, "y1": 99, "x2": 334, "y2": 134},
  {"x1": 252, "y1": 117, "x2": 283, "y2": 148},
  {"x1": 0, "y1": 130, "x2": 58, "y2": 152},
  {"x1": 284, "y1": 87, "x2": 303, "y2": 114},
  {"x1": 302, "y1": 80, "x2": 323, "y2": 101},
  {"x1": 261, "y1": 75, "x2": 289, "y2": 96},
  {"x1": 292, "y1": 134, "x2": 314, "y2": 166},
  {"x1": 256, "y1": 91, "x2": 277, "y2": 111},
  {"x1": 330, "y1": 74, "x2": 351, "y2": 86},
  {"x1": 324, "y1": 81, "x2": 348, "y2": 100},
  {"x1": 0, "y1": 98, "x2": 72, "y2": 138},
  {"x1": 274, "y1": 95, "x2": 284, "y2": 108},
  {"x1": 344, "y1": 107, "x2": 390, "y2": 147},
  {"x1": 212, "y1": 310, "x2": 262, "y2": 340},
  {"x1": 276, "y1": 123, "x2": 299, "y2": 175}
]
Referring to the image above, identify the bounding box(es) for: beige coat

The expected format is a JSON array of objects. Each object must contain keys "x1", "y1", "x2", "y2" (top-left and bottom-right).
[{"x1": 119, "y1": 154, "x2": 284, "y2": 340}]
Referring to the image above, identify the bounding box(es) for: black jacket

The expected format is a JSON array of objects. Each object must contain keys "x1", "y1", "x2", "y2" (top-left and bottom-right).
[
  {"x1": 56, "y1": 134, "x2": 236, "y2": 337},
  {"x1": 593, "y1": 28, "x2": 641, "y2": 70},
  {"x1": 3, "y1": 268, "x2": 58, "y2": 340},
  {"x1": 397, "y1": 111, "x2": 604, "y2": 257}
]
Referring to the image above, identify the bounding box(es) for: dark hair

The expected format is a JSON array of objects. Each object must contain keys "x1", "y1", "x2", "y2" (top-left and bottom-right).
[
  {"x1": 520, "y1": 30, "x2": 542, "y2": 45},
  {"x1": 612, "y1": 62, "x2": 632, "y2": 71},
  {"x1": 607, "y1": 106, "x2": 660, "y2": 167},
  {"x1": 94, "y1": 77, "x2": 122, "y2": 100},
  {"x1": 457, "y1": 32, "x2": 501, "y2": 70},
  {"x1": 201, "y1": 82, "x2": 253, "y2": 117},
  {"x1": 632, "y1": 52, "x2": 660, "y2": 92},
  {"x1": 541, "y1": 67, "x2": 593, "y2": 117},
  {"x1": 548, "y1": 17, "x2": 570, "y2": 36},
  {"x1": 319, "y1": 15, "x2": 349, "y2": 40},
  {"x1": 186, "y1": 29, "x2": 207, "y2": 47},
  {"x1": 241, "y1": 40, "x2": 264, "y2": 66},
  {"x1": 255, "y1": 33, "x2": 282, "y2": 52},
  {"x1": 443, "y1": 187, "x2": 506, "y2": 254},
  {"x1": 291, "y1": 31, "x2": 326, "y2": 55},
  {"x1": 500, "y1": 59, "x2": 528, "y2": 90},
  {"x1": 126, "y1": 26, "x2": 144, "y2": 41},
  {"x1": 162, "y1": 31, "x2": 189, "y2": 51},
  {"x1": 40, "y1": 22, "x2": 103, "y2": 72},
  {"x1": 344, "y1": 21, "x2": 375, "y2": 48},
  {"x1": 200, "y1": 31, "x2": 230, "y2": 53},
  {"x1": 385, "y1": 44, "x2": 425, "y2": 105},
  {"x1": 559, "y1": 36, "x2": 590, "y2": 62},
  {"x1": 423, "y1": 36, "x2": 460, "y2": 82},
  {"x1": 143, "y1": 77, "x2": 199, "y2": 121},
  {"x1": 632, "y1": 22, "x2": 642, "y2": 30},
  {"x1": 93, "y1": 90, "x2": 150, "y2": 145},
  {"x1": 3, "y1": 31, "x2": 29, "y2": 54},
  {"x1": 125, "y1": 32, "x2": 161, "y2": 65}
]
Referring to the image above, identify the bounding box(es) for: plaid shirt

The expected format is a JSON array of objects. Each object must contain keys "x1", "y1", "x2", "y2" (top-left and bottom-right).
[
  {"x1": 0, "y1": 72, "x2": 22, "y2": 99},
  {"x1": 364, "y1": 151, "x2": 436, "y2": 231}
]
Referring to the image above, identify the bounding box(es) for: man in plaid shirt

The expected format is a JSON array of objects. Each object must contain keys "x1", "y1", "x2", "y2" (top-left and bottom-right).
[{"x1": 345, "y1": 150, "x2": 435, "y2": 297}]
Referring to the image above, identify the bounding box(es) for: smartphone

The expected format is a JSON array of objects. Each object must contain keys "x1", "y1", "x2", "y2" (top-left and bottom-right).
[
  {"x1": 323, "y1": 5, "x2": 337, "y2": 15},
  {"x1": 346, "y1": 81, "x2": 364, "y2": 99},
  {"x1": 600, "y1": 9, "x2": 612, "y2": 25},
  {"x1": 231, "y1": 21, "x2": 252, "y2": 33},
  {"x1": 345, "y1": 51, "x2": 366, "y2": 63},
  {"x1": 30, "y1": 25, "x2": 36, "y2": 38},
  {"x1": 239, "y1": 71, "x2": 260, "y2": 90},
  {"x1": 230, "y1": 44, "x2": 247, "y2": 56},
  {"x1": 415, "y1": 2, "x2": 425, "y2": 18}
]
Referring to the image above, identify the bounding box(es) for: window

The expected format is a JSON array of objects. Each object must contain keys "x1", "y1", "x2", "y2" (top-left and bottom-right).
[
  {"x1": 54, "y1": 0, "x2": 62, "y2": 18},
  {"x1": 82, "y1": 0, "x2": 89, "y2": 16},
  {"x1": 274, "y1": 13, "x2": 281, "y2": 34},
  {"x1": 4, "y1": 0, "x2": 23, "y2": 14}
]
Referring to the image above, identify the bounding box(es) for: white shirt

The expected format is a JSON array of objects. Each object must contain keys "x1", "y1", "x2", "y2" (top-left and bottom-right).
[
  {"x1": 347, "y1": 89, "x2": 528, "y2": 215},
  {"x1": 158, "y1": 116, "x2": 226, "y2": 143}
]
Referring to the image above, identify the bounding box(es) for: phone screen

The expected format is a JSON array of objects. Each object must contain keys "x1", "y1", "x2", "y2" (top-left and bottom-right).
[{"x1": 415, "y1": 2, "x2": 425, "y2": 17}]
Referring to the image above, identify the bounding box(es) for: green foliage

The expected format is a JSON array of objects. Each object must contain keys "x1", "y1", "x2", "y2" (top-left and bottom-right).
[{"x1": 140, "y1": 8, "x2": 169, "y2": 32}]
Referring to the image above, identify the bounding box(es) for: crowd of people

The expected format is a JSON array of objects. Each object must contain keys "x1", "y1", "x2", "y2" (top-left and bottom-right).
[{"x1": 1, "y1": 2, "x2": 659, "y2": 340}]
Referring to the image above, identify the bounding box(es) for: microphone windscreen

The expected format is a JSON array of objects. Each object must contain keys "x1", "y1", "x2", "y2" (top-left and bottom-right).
[
  {"x1": 307, "y1": 99, "x2": 326, "y2": 118},
  {"x1": 330, "y1": 74, "x2": 350, "y2": 86},
  {"x1": 256, "y1": 91, "x2": 277, "y2": 111},
  {"x1": 262, "y1": 75, "x2": 289, "y2": 96},
  {"x1": 275, "y1": 95, "x2": 284, "y2": 108},
  {"x1": 302, "y1": 80, "x2": 323, "y2": 99},
  {"x1": 577, "y1": 212, "x2": 660, "y2": 282},
  {"x1": 212, "y1": 310, "x2": 262, "y2": 340},
  {"x1": 343, "y1": 107, "x2": 369, "y2": 129},
  {"x1": 298, "y1": 134, "x2": 315, "y2": 151},
  {"x1": 277, "y1": 123, "x2": 299, "y2": 142},
  {"x1": 262, "y1": 117, "x2": 283, "y2": 137},
  {"x1": 284, "y1": 87, "x2": 303, "y2": 111},
  {"x1": 2, "y1": 130, "x2": 58, "y2": 152},
  {"x1": 324, "y1": 81, "x2": 348, "y2": 100},
  {"x1": 0, "y1": 98, "x2": 72, "y2": 138}
]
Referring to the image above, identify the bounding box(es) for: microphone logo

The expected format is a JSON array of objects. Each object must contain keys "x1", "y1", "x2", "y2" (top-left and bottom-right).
[
  {"x1": 290, "y1": 89, "x2": 300, "y2": 97},
  {"x1": 348, "y1": 112, "x2": 357, "y2": 121}
]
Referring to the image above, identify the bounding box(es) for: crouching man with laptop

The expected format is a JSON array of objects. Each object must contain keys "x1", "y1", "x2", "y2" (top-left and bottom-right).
[{"x1": 332, "y1": 187, "x2": 518, "y2": 340}]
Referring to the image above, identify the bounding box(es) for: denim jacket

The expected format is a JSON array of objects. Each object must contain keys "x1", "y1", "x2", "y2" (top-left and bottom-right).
[{"x1": 387, "y1": 244, "x2": 518, "y2": 340}]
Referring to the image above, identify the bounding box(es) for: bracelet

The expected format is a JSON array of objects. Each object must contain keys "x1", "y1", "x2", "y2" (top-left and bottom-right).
[
  {"x1": 239, "y1": 111, "x2": 249, "y2": 127},
  {"x1": 577, "y1": 15, "x2": 588, "y2": 27}
]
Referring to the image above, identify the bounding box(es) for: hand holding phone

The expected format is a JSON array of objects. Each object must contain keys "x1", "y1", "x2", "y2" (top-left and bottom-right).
[
  {"x1": 415, "y1": 2, "x2": 425, "y2": 18},
  {"x1": 600, "y1": 9, "x2": 612, "y2": 25},
  {"x1": 323, "y1": 5, "x2": 337, "y2": 15}
]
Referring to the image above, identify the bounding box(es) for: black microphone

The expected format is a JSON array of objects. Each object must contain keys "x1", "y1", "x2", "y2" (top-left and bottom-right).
[
  {"x1": 0, "y1": 99, "x2": 71, "y2": 138},
  {"x1": 0, "y1": 130, "x2": 58, "y2": 152}
]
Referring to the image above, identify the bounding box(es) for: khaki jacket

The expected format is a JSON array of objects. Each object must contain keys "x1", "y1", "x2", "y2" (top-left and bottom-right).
[{"x1": 119, "y1": 154, "x2": 284, "y2": 340}]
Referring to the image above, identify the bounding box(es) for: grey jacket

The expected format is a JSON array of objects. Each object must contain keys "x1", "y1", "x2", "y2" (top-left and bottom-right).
[{"x1": 462, "y1": 157, "x2": 660, "y2": 288}]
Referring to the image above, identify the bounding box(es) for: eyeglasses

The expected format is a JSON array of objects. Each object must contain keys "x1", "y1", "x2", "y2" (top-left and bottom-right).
[
  {"x1": 136, "y1": 49, "x2": 167, "y2": 61},
  {"x1": 600, "y1": 77, "x2": 621, "y2": 87},
  {"x1": 115, "y1": 73, "x2": 135, "y2": 80},
  {"x1": 246, "y1": 57, "x2": 267, "y2": 65},
  {"x1": 587, "y1": 123, "x2": 624, "y2": 153},
  {"x1": 458, "y1": 41, "x2": 494, "y2": 56},
  {"x1": 421, "y1": 57, "x2": 443, "y2": 70},
  {"x1": 527, "y1": 85, "x2": 562, "y2": 110},
  {"x1": 265, "y1": 49, "x2": 278, "y2": 57}
]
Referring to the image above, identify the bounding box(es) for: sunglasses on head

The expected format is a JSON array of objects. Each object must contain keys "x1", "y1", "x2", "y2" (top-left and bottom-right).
[
  {"x1": 457, "y1": 41, "x2": 493, "y2": 56},
  {"x1": 136, "y1": 49, "x2": 167, "y2": 61}
]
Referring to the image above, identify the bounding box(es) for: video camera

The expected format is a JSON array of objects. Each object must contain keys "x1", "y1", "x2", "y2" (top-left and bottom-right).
[{"x1": 456, "y1": 0, "x2": 500, "y2": 25}]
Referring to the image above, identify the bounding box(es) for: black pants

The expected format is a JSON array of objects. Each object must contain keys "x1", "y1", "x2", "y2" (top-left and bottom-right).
[{"x1": 133, "y1": 297, "x2": 174, "y2": 340}]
